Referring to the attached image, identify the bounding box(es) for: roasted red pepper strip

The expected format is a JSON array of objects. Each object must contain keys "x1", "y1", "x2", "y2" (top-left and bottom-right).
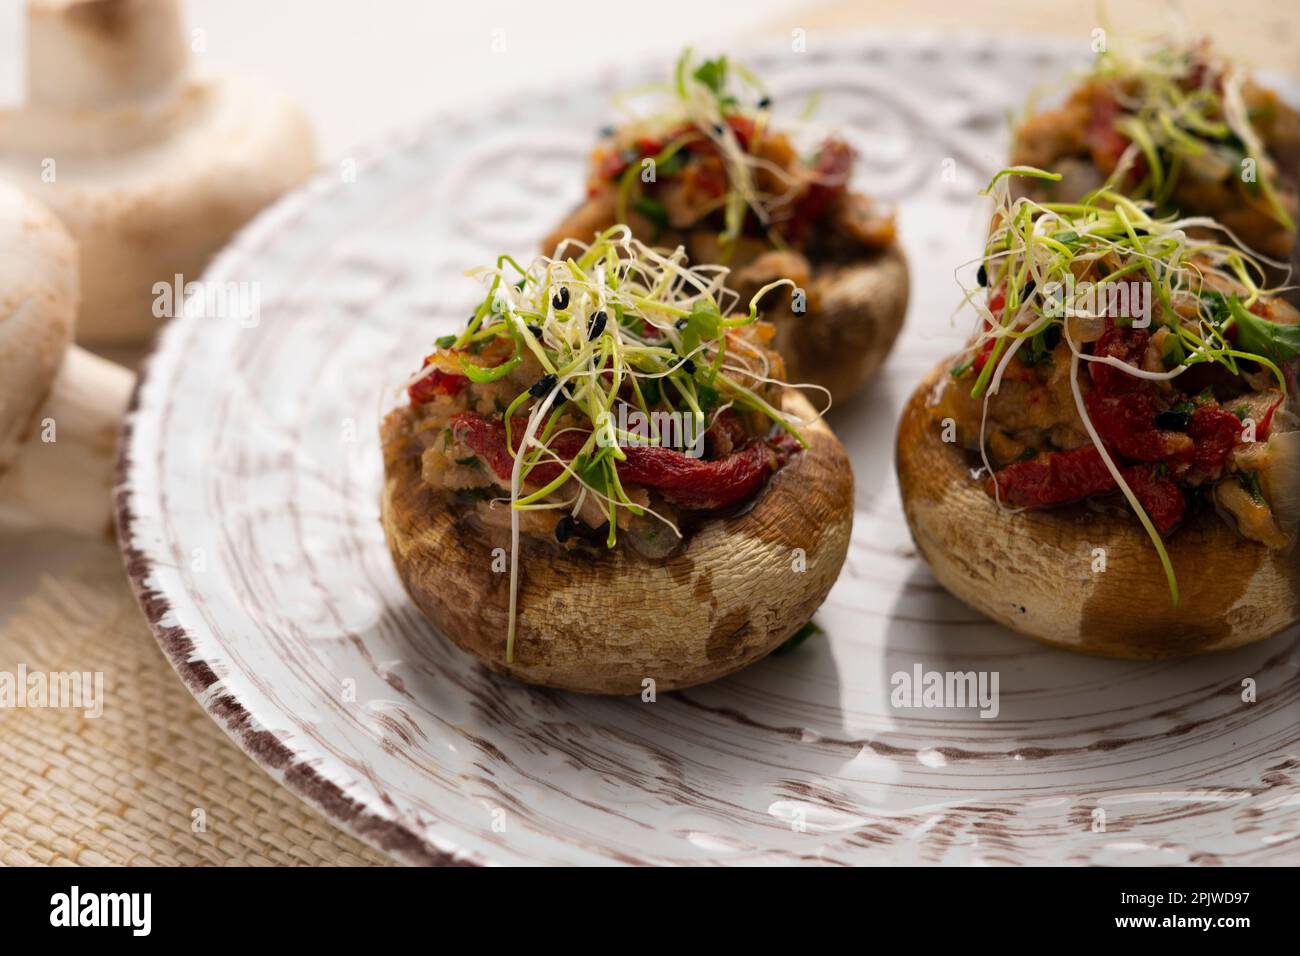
[
  {"x1": 618, "y1": 441, "x2": 781, "y2": 510},
  {"x1": 1083, "y1": 389, "x2": 1183, "y2": 461},
  {"x1": 783, "y1": 138, "x2": 852, "y2": 242},
  {"x1": 409, "y1": 365, "x2": 468, "y2": 404},
  {"x1": 989, "y1": 446, "x2": 1185, "y2": 534},
  {"x1": 1088, "y1": 320, "x2": 1149, "y2": 393},
  {"x1": 1087, "y1": 89, "x2": 1143, "y2": 179},
  {"x1": 988, "y1": 445, "x2": 1116, "y2": 507},
  {"x1": 449, "y1": 412, "x2": 793, "y2": 512},
  {"x1": 1187, "y1": 405, "x2": 1244, "y2": 478},
  {"x1": 970, "y1": 286, "x2": 1013, "y2": 374},
  {"x1": 1120, "y1": 464, "x2": 1185, "y2": 535},
  {"x1": 1086, "y1": 321, "x2": 1190, "y2": 461},
  {"x1": 451, "y1": 414, "x2": 526, "y2": 480}
]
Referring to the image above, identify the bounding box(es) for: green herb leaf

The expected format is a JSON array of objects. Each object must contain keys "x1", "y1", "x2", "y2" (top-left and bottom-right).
[
  {"x1": 773, "y1": 620, "x2": 821, "y2": 656},
  {"x1": 692, "y1": 56, "x2": 728, "y2": 96},
  {"x1": 1161, "y1": 334, "x2": 1186, "y2": 368},
  {"x1": 632, "y1": 196, "x2": 669, "y2": 231},
  {"x1": 1228, "y1": 295, "x2": 1300, "y2": 364}
]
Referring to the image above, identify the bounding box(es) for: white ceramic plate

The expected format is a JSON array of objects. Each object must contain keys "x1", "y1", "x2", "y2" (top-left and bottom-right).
[{"x1": 118, "y1": 34, "x2": 1300, "y2": 866}]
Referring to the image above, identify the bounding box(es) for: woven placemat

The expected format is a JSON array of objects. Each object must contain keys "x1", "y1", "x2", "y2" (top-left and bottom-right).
[{"x1": 0, "y1": 556, "x2": 392, "y2": 867}]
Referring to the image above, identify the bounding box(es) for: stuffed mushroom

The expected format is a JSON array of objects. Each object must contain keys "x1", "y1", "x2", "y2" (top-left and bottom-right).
[
  {"x1": 543, "y1": 51, "x2": 909, "y2": 404},
  {"x1": 1011, "y1": 34, "x2": 1300, "y2": 266},
  {"x1": 381, "y1": 228, "x2": 853, "y2": 693},
  {"x1": 897, "y1": 168, "x2": 1299, "y2": 659}
]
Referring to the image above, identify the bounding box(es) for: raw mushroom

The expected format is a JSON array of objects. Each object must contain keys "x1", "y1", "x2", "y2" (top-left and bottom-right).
[
  {"x1": 0, "y1": 183, "x2": 133, "y2": 535},
  {"x1": 0, "y1": 0, "x2": 316, "y2": 345}
]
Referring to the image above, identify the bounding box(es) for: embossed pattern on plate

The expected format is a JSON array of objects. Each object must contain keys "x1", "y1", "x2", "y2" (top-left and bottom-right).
[{"x1": 118, "y1": 34, "x2": 1300, "y2": 866}]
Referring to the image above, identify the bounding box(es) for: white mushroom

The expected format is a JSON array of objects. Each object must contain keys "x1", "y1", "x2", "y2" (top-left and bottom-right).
[
  {"x1": 0, "y1": 0, "x2": 316, "y2": 345},
  {"x1": 0, "y1": 183, "x2": 133, "y2": 535}
]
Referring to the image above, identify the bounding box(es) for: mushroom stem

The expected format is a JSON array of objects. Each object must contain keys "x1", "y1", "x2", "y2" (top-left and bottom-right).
[
  {"x1": 0, "y1": 345, "x2": 133, "y2": 536},
  {"x1": 27, "y1": 0, "x2": 189, "y2": 110}
]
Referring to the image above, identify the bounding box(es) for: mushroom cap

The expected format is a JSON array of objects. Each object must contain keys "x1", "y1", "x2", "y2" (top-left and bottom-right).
[
  {"x1": 0, "y1": 183, "x2": 78, "y2": 475},
  {"x1": 381, "y1": 390, "x2": 855, "y2": 693},
  {"x1": 770, "y1": 245, "x2": 909, "y2": 404},
  {"x1": 0, "y1": 71, "x2": 315, "y2": 343},
  {"x1": 896, "y1": 359, "x2": 1300, "y2": 659},
  {"x1": 27, "y1": 0, "x2": 190, "y2": 111}
]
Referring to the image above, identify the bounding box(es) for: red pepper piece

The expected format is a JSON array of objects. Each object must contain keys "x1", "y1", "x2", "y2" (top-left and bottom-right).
[
  {"x1": 409, "y1": 364, "x2": 468, "y2": 404},
  {"x1": 1119, "y1": 464, "x2": 1185, "y2": 535},
  {"x1": 1086, "y1": 89, "x2": 1143, "y2": 179},
  {"x1": 679, "y1": 153, "x2": 728, "y2": 203},
  {"x1": 784, "y1": 138, "x2": 853, "y2": 243},
  {"x1": 450, "y1": 414, "x2": 524, "y2": 480},
  {"x1": 1088, "y1": 320, "x2": 1149, "y2": 393},
  {"x1": 617, "y1": 441, "x2": 781, "y2": 511},
  {"x1": 971, "y1": 290, "x2": 1006, "y2": 374},
  {"x1": 1083, "y1": 388, "x2": 1184, "y2": 461},
  {"x1": 1187, "y1": 405, "x2": 1243, "y2": 477},
  {"x1": 988, "y1": 446, "x2": 1185, "y2": 535},
  {"x1": 449, "y1": 412, "x2": 794, "y2": 512},
  {"x1": 725, "y1": 115, "x2": 755, "y2": 151},
  {"x1": 1085, "y1": 321, "x2": 1189, "y2": 461},
  {"x1": 987, "y1": 445, "x2": 1116, "y2": 507}
]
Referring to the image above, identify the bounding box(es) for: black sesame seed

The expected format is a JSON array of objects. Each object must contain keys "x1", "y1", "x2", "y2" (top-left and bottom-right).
[
  {"x1": 554, "y1": 515, "x2": 575, "y2": 543},
  {"x1": 674, "y1": 317, "x2": 689, "y2": 330},
  {"x1": 528, "y1": 373, "x2": 557, "y2": 398},
  {"x1": 712, "y1": 122, "x2": 725, "y2": 136},
  {"x1": 976, "y1": 263, "x2": 987, "y2": 287},
  {"x1": 599, "y1": 125, "x2": 615, "y2": 138},
  {"x1": 552, "y1": 287, "x2": 569, "y2": 310},
  {"x1": 527, "y1": 324, "x2": 543, "y2": 338},
  {"x1": 1022, "y1": 279, "x2": 1036, "y2": 299},
  {"x1": 757, "y1": 95, "x2": 772, "y2": 109},
  {"x1": 1154, "y1": 409, "x2": 1192, "y2": 431},
  {"x1": 682, "y1": 358, "x2": 697, "y2": 375},
  {"x1": 588, "y1": 310, "x2": 607, "y2": 340}
]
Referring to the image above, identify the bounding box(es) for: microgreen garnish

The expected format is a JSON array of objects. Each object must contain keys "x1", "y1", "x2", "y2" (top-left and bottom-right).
[
  {"x1": 417, "y1": 226, "x2": 820, "y2": 661},
  {"x1": 1069, "y1": 34, "x2": 1295, "y2": 233},
  {"x1": 963, "y1": 165, "x2": 1292, "y2": 606},
  {"x1": 609, "y1": 49, "x2": 828, "y2": 257}
]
